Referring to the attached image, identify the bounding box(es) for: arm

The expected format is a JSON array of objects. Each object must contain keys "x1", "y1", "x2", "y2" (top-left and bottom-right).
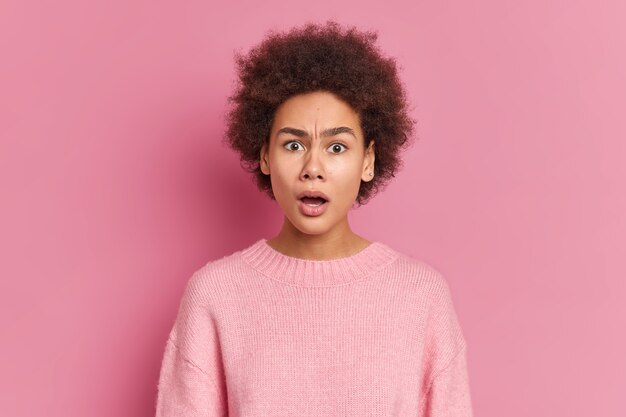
[
  {"x1": 419, "y1": 344, "x2": 473, "y2": 417},
  {"x1": 418, "y1": 276, "x2": 474, "y2": 417},
  {"x1": 155, "y1": 272, "x2": 227, "y2": 417},
  {"x1": 155, "y1": 337, "x2": 225, "y2": 416}
]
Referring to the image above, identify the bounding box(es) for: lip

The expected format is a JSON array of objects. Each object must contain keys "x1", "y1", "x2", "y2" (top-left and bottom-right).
[
  {"x1": 297, "y1": 199, "x2": 329, "y2": 217},
  {"x1": 296, "y1": 190, "x2": 330, "y2": 217},
  {"x1": 297, "y1": 190, "x2": 330, "y2": 201}
]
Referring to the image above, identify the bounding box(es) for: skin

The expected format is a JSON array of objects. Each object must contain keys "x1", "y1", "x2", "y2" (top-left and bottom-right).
[{"x1": 259, "y1": 90, "x2": 376, "y2": 260}]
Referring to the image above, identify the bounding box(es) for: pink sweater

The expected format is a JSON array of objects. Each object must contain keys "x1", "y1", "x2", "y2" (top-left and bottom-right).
[{"x1": 155, "y1": 238, "x2": 473, "y2": 416}]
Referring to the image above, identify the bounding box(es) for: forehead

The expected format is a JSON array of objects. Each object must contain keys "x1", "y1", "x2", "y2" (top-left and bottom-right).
[{"x1": 271, "y1": 91, "x2": 362, "y2": 132}]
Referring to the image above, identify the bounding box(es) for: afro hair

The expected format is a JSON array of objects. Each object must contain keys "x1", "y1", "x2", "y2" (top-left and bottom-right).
[{"x1": 224, "y1": 21, "x2": 416, "y2": 206}]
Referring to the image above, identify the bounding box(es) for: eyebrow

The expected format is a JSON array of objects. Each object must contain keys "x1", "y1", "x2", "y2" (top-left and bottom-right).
[{"x1": 276, "y1": 126, "x2": 357, "y2": 140}]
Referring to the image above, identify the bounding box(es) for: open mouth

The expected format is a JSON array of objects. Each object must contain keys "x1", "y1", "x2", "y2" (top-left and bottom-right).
[{"x1": 299, "y1": 196, "x2": 328, "y2": 207}]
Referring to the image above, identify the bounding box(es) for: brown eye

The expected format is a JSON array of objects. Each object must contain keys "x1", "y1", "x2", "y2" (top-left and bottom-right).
[
  {"x1": 328, "y1": 143, "x2": 347, "y2": 154},
  {"x1": 284, "y1": 141, "x2": 304, "y2": 151}
]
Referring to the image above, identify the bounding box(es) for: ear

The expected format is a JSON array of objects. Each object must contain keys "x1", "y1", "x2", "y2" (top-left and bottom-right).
[
  {"x1": 260, "y1": 142, "x2": 270, "y2": 175},
  {"x1": 361, "y1": 140, "x2": 375, "y2": 182}
]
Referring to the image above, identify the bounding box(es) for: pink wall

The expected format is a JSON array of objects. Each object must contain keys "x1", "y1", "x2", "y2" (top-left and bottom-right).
[{"x1": 1, "y1": 0, "x2": 624, "y2": 416}]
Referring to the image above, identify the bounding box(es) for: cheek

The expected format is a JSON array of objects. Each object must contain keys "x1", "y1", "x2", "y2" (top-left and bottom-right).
[
  {"x1": 329, "y1": 158, "x2": 364, "y2": 183},
  {"x1": 267, "y1": 160, "x2": 295, "y2": 200},
  {"x1": 327, "y1": 162, "x2": 365, "y2": 203}
]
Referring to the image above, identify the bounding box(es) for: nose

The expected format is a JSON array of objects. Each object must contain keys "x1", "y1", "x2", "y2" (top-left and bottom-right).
[{"x1": 300, "y1": 148, "x2": 325, "y2": 181}]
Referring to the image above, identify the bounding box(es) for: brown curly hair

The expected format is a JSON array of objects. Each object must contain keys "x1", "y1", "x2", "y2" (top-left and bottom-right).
[{"x1": 223, "y1": 21, "x2": 415, "y2": 206}]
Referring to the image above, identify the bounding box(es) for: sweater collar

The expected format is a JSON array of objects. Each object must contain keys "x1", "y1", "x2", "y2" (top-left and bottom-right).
[{"x1": 240, "y1": 238, "x2": 399, "y2": 287}]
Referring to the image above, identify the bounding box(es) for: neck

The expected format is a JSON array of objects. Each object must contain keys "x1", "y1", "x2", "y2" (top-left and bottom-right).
[{"x1": 266, "y1": 215, "x2": 371, "y2": 260}]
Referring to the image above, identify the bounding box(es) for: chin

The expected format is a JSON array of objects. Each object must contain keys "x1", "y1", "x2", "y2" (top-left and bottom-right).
[
  {"x1": 284, "y1": 213, "x2": 336, "y2": 236},
  {"x1": 291, "y1": 220, "x2": 334, "y2": 236}
]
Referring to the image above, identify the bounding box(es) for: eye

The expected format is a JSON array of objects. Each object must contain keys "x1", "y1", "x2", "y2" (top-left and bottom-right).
[
  {"x1": 328, "y1": 143, "x2": 347, "y2": 154},
  {"x1": 284, "y1": 141, "x2": 304, "y2": 151}
]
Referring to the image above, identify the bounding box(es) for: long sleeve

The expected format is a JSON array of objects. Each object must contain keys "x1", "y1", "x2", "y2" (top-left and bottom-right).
[
  {"x1": 155, "y1": 337, "x2": 225, "y2": 416},
  {"x1": 419, "y1": 344, "x2": 473, "y2": 417},
  {"x1": 155, "y1": 272, "x2": 227, "y2": 417},
  {"x1": 418, "y1": 277, "x2": 473, "y2": 417}
]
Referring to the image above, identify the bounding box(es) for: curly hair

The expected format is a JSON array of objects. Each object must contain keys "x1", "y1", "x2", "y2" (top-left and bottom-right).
[{"x1": 223, "y1": 21, "x2": 415, "y2": 206}]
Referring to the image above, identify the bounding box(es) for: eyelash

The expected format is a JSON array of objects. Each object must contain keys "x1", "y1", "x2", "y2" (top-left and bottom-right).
[{"x1": 283, "y1": 141, "x2": 348, "y2": 154}]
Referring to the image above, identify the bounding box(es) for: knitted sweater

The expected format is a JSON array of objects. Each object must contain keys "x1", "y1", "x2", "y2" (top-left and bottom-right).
[{"x1": 155, "y1": 238, "x2": 473, "y2": 416}]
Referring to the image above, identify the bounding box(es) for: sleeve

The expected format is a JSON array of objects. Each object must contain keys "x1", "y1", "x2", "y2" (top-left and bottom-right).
[
  {"x1": 155, "y1": 272, "x2": 227, "y2": 417},
  {"x1": 419, "y1": 344, "x2": 473, "y2": 417},
  {"x1": 418, "y1": 276, "x2": 474, "y2": 417}
]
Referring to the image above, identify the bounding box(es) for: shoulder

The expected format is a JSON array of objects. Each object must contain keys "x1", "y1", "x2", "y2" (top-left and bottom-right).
[
  {"x1": 382, "y1": 244, "x2": 467, "y2": 343},
  {"x1": 180, "y1": 242, "x2": 254, "y2": 305},
  {"x1": 193, "y1": 246, "x2": 246, "y2": 282},
  {"x1": 378, "y1": 242, "x2": 455, "y2": 303}
]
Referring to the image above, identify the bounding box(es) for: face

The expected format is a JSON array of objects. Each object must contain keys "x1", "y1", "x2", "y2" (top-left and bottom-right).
[{"x1": 259, "y1": 91, "x2": 375, "y2": 238}]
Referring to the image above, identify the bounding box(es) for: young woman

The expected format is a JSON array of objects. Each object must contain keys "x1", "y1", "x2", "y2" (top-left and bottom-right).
[{"x1": 155, "y1": 21, "x2": 473, "y2": 417}]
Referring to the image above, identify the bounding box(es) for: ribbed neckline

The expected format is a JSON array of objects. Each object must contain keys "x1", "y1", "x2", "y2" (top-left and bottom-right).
[{"x1": 240, "y1": 238, "x2": 399, "y2": 287}]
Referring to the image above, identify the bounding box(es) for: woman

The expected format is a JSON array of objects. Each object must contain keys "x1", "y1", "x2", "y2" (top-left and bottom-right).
[{"x1": 155, "y1": 21, "x2": 473, "y2": 417}]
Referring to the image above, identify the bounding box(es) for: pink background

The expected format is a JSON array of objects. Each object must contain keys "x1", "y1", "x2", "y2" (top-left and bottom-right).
[{"x1": 1, "y1": 0, "x2": 624, "y2": 416}]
